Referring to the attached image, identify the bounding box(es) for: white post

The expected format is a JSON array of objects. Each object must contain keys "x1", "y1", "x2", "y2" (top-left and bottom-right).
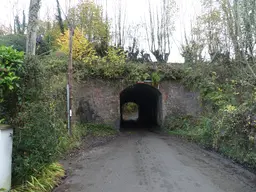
[{"x1": 0, "y1": 125, "x2": 13, "y2": 192}]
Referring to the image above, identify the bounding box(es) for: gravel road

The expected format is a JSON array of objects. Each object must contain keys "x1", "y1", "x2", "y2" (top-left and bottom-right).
[{"x1": 54, "y1": 132, "x2": 256, "y2": 192}]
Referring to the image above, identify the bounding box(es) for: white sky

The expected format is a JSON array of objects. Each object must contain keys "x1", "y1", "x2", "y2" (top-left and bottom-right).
[{"x1": 0, "y1": 0, "x2": 202, "y2": 62}]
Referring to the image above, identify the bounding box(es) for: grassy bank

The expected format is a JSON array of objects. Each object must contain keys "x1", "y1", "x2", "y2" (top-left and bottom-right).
[
  {"x1": 5, "y1": 55, "x2": 118, "y2": 192},
  {"x1": 11, "y1": 123, "x2": 117, "y2": 192},
  {"x1": 165, "y1": 63, "x2": 256, "y2": 170},
  {"x1": 166, "y1": 115, "x2": 256, "y2": 170}
]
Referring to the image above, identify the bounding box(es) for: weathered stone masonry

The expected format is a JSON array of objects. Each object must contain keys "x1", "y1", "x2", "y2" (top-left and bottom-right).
[{"x1": 74, "y1": 79, "x2": 201, "y2": 128}]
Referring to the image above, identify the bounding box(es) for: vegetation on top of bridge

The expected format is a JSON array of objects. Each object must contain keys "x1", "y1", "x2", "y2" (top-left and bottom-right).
[{"x1": 39, "y1": 53, "x2": 184, "y2": 84}]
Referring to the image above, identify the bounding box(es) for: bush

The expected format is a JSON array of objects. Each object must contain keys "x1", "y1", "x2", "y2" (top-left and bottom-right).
[
  {"x1": 0, "y1": 46, "x2": 23, "y2": 92},
  {"x1": 97, "y1": 47, "x2": 126, "y2": 79},
  {"x1": 0, "y1": 35, "x2": 26, "y2": 52},
  {"x1": 10, "y1": 56, "x2": 118, "y2": 188},
  {"x1": 167, "y1": 62, "x2": 256, "y2": 169},
  {"x1": 12, "y1": 57, "x2": 67, "y2": 185},
  {"x1": 0, "y1": 46, "x2": 24, "y2": 123}
]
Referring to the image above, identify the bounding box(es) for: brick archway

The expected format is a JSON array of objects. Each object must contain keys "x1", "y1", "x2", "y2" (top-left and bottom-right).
[{"x1": 119, "y1": 83, "x2": 163, "y2": 130}]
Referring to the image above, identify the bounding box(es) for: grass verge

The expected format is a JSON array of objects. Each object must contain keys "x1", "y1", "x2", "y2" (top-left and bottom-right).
[
  {"x1": 11, "y1": 123, "x2": 118, "y2": 192},
  {"x1": 166, "y1": 116, "x2": 256, "y2": 171},
  {"x1": 11, "y1": 163, "x2": 65, "y2": 192}
]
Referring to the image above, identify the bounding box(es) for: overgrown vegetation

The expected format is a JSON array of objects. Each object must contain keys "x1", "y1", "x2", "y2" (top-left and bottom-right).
[
  {"x1": 165, "y1": 62, "x2": 256, "y2": 169},
  {"x1": 2, "y1": 0, "x2": 256, "y2": 191},
  {"x1": 123, "y1": 102, "x2": 139, "y2": 114},
  {"x1": 0, "y1": 46, "x2": 23, "y2": 123},
  {"x1": 0, "y1": 46, "x2": 119, "y2": 191},
  {"x1": 164, "y1": 0, "x2": 256, "y2": 170},
  {"x1": 11, "y1": 163, "x2": 65, "y2": 192}
]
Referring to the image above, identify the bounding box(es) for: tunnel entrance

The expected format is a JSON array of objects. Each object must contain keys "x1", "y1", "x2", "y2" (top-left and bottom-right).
[{"x1": 120, "y1": 83, "x2": 162, "y2": 131}]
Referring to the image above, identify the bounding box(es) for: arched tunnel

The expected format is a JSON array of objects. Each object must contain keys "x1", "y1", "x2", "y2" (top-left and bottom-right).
[{"x1": 120, "y1": 83, "x2": 163, "y2": 131}]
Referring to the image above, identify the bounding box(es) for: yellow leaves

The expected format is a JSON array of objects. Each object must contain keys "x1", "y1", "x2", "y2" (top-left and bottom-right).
[
  {"x1": 212, "y1": 71, "x2": 217, "y2": 76},
  {"x1": 57, "y1": 28, "x2": 97, "y2": 66},
  {"x1": 56, "y1": 29, "x2": 126, "y2": 79},
  {"x1": 224, "y1": 105, "x2": 236, "y2": 113}
]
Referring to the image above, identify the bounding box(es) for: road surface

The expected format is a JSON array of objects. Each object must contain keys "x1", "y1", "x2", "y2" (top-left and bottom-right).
[{"x1": 54, "y1": 132, "x2": 256, "y2": 192}]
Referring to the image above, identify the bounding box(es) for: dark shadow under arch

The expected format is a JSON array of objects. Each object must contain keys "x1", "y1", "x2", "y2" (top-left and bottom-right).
[{"x1": 120, "y1": 83, "x2": 162, "y2": 131}]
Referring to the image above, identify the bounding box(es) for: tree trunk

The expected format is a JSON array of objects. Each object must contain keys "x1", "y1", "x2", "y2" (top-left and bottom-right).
[
  {"x1": 221, "y1": 0, "x2": 240, "y2": 60},
  {"x1": 26, "y1": 0, "x2": 41, "y2": 56},
  {"x1": 146, "y1": 0, "x2": 174, "y2": 63}
]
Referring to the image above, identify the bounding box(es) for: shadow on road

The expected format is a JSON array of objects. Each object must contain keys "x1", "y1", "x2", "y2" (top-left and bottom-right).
[{"x1": 120, "y1": 120, "x2": 160, "y2": 133}]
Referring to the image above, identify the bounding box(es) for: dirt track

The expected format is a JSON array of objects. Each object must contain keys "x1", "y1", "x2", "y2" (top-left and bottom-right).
[{"x1": 54, "y1": 132, "x2": 256, "y2": 192}]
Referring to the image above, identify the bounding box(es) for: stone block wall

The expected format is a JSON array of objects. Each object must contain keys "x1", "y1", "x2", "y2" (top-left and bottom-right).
[{"x1": 73, "y1": 79, "x2": 201, "y2": 128}]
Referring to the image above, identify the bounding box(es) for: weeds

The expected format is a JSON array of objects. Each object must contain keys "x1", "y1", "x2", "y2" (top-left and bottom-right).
[
  {"x1": 166, "y1": 62, "x2": 256, "y2": 169},
  {"x1": 11, "y1": 163, "x2": 65, "y2": 192}
]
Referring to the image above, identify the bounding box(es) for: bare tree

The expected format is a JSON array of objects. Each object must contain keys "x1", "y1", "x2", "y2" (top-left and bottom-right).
[
  {"x1": 14, "y1": 10, "x2": 26, "y2": 35},
  {"x1": 26, "y1": 0, "x2": 41, "y2": 55},
  {"x1": 0, "y1": 25, "x2": 12, "y2": 35},
  {"x1": 185, "y1": 0, "x2": 256, "y2": 78},
  {"x1": 146, "y1": 0, "x2": 177, "y2": 63},
  {"x1": 113, "y1": 0, "x2": 127, "y2": 48}
]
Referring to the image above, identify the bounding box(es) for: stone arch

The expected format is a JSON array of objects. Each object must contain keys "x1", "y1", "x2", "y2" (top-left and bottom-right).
[{"x1": 120, "y1": 83, "x2": 163, "y2": 130}]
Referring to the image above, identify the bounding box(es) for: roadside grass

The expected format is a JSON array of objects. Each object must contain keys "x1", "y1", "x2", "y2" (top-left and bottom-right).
[
  {"x1": 166, "y1": 116, "x2": 256, "y2": 171},
  {"x1": 78, "y1": 123, "x2": 118, "y2": 137},
  {"x1": 11, "y1": 123, "x2": 118, "y2": 192},
  {"x1": 11, "y1": 163, "x2": 64, "y2": 192}
]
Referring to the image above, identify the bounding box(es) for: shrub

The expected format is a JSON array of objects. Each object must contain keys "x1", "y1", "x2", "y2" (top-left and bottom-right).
[
  {"x1": 0, "y1": 46, "x2": 24, "y2": 123},
  {"x1": 97, "y1": 47, "x2": 126, "y2": 79},
  {"x1": 11, "y1": 56, "x2": 118, "y2": 187},
  {"x1": 0, "y1": 46, "x2": 23, "y2": 92},
  {"x1": 167, "y1": 62, "x2": 256, "y2": 169},
  {"x1": 123, "y1": 62, "x2": 150, "y2": 82},
  {"x1": 12, "y1": 57, "x2": 67, "y2": 185},
  {"x1": 0, "y1": 35, "x2": 26, "y2": 52}
]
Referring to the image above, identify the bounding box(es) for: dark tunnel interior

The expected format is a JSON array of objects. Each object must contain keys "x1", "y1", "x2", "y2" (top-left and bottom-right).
[{"x1": 120, "y1": 83, "x2": 162, "y2": 131}]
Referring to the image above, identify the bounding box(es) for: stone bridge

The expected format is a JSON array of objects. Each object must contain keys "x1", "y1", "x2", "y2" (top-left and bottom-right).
[{"x1": 74, "y1": 79, "x2": 201, "y2": 130}]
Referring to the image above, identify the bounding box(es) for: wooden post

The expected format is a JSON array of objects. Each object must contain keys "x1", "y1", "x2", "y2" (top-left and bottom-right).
[{"x1": 67, "y1": 26, "x2": 74, "y2": 135}]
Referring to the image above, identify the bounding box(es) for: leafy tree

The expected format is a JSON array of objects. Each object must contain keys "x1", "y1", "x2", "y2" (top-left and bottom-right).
[
  {"x1": 57, "y1": 28, "x2": 97, "y2": 65},
  {"x1": 36, "y1": 19, "x2": 65, "y2": 54},
  {"x1": 68, "y1": 0, "x2": 110, "y2": 56},
  {"x1": 187, "y1": 0, "x2": 256, "y2": 78}
]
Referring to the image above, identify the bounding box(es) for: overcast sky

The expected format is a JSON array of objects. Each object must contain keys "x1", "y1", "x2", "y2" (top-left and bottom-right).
[{"x1": 0, "y1": 0, "x2": 202, "y2": 62}]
